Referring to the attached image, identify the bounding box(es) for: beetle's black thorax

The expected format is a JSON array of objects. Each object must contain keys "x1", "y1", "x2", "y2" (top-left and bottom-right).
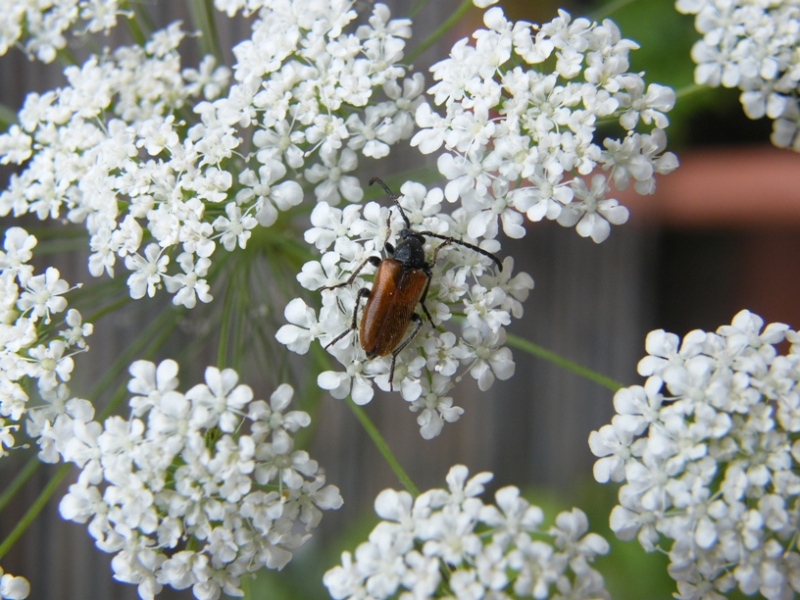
[{"x1": 392, "y1": 229, "x2": 428, "y2": 270}]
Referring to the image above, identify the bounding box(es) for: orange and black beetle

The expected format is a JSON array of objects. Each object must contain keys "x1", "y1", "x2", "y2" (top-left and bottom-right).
[{"x1": 324, "y1": 178, "x2": 503, "y2": 390}]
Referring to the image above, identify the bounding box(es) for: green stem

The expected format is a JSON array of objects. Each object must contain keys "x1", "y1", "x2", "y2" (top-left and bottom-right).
[
  {"x1": 346, "y1": 398, "x2": 420, "y2": 497},
  {"x1": 675, "y1": 82, "x2": 706, "y2": 100},
  {"x1": 118, "y1": 0, "x2": 147, "y2": 46},
  {"x1": 406, "y1": 0, "x2": 473, "y2": 64},
  {"x1": 188, "y1": 0, "x2": 223, "y2": 64},
  {"x1": 0, "y1": 103, "x2": 18, "y2": 128},
  {"x1": 83, "y1": 296, "x2": 130, "y2": 324},
  {"x1": 0, "y1": 454, "x2": 39, "y2": 513},
  {"x1": 0, "y1": 463, "x2": 70, "y2": 561},
  {"x1": 93, "y1": 305, "x2": 185, "y2": 420},
  {"x1": 216, "y1": 263, "x2": 238, "y2": 369},
  {"x1": 505, "y1": 333, "x2": 624, "y2": 392},
  {"x1": 590, "y1": 0, "x2": 641, "y2": 21}
]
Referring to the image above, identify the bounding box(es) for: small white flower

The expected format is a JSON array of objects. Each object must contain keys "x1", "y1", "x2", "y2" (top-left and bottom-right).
[
  {"x1": 16, "y1": 267, "x2": 70, "y2": 324},
  {"x1": 163, "y1": 253, "x2": 213, "y2": 309},
  {"x1": 125, "y1": 244, "x2": 169, "y2": 300}
]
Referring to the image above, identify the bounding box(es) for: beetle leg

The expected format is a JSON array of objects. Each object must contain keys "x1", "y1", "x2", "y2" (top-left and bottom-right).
[
  {"x1": 324, "y1": 287, "x2": 371, "y2": 351},
  {"x1": 421, "y1": 231, "x2": 503, "y2": 271},
  {"x1": 388, "y1": 313, "x2": 424, "y2": 391},
  {"x1": 417, "y1": 270, "x2": 434, "y2": 324},
  {"x1": 385, "y1": 241, "x2": 395, "y2": 255},
  {"x1": 325, "y1": 256, "x2": 381, "y2": 290},
  {"x1": 430, "y1": 238, "x2": 454, "y2": 265}
]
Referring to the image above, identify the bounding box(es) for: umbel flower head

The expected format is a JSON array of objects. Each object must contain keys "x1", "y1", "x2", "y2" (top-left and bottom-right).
[
  {"x1": 0, "y1": 227, "x2": 92, "y2": 459},
  {"x1": 324, "y1": 464, "x2": 610, "y2": 599},
  {"x1": 411, "y1": 5, "x2": 679, "y2": 243},
  {"x1": 58, "y1": 360, "x2": 342, "y2": 600},
  {"x1": 276, "y1": 181, "x2": 534, "y2": 438},
  {"x1": 590, "y1": 310, "x2": 800, "y2": 600},
  {"x1": 0, "y1": 1, "x2": 421, "y2": 307}
]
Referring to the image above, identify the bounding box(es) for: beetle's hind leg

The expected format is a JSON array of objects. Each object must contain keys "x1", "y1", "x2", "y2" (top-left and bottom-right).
[
  {"x1": 325, "y1": 287, "x2": 370, "y2": 351},
  {"x1": 388, "y1": 313, "x2": 424, "y2": 391}
]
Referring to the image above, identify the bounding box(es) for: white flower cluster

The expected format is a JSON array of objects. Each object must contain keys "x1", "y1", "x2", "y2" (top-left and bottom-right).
[
  {"x1": 276, "y1": 181, "x2": 533, "y2": 438},
  {"x1": 0, "y1": 23, "x2": 229, "y2": 308},
  {"x1": 0, "y1": 567, "x2": 29, "y2": 600},
  {"x1": 0, "y1": 0, "x2": 123, "y2": 62},
  {"x1": 0, "y1": 227, "x2": 92, "y2": 458},
  {"x1": 324, "y1": 464, "x2": 610, "y2": 600},
  {"x1": 222, "y1": 0, "x2": 421, "y2": 206},
  {"x1": 589, "y1": 310, "x2": 800, "y2": 600},
  {"x1": 676, "y1": 0, "x2": 800, "y2": 151},
  {"x1": 0, "y1": 0, "x2": 420, "y2": 307},
  {"x1": 412, "y1": 6, "x2": 679, "y2": 243},
  {"x1": 58, "y1": 360, "x2": 343, "y2": 600}
]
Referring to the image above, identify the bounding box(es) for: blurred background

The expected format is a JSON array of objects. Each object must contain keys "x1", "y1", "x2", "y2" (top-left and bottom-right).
[{"x1": 1, "y1": 0, "x2": 799, "y2": 598}]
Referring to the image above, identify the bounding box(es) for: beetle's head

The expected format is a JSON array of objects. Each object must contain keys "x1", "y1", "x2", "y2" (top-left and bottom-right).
[
  {"x1": 399, "y1": 228, "x2": 424, "y2": 243},
  {"x1": 393, "y1": 229, "x2": 427, "y2": 268}
]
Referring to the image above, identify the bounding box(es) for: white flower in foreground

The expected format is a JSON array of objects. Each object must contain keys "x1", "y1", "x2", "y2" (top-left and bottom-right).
[
  {"x1": 411, "y1": 5, "x2": 678, "y2": 242},
  {"x1": 0, "y1": 228, "x2": 91, "y2": 458},
  {"x1": 277, "y1": 181, "x2": 532, "y2": 438},
  {"x1": 324, "y1": 465, "x2": 609, "y2": 599},
  {"x1": 59, "y1": 360, "x2": 342, "y2": 600},
  {"x1": 0, "y1": 1, "x2": 421, "y2": 307},
  {"x1": 590, "y1": 309, "x2": 800, "y2": 600}
]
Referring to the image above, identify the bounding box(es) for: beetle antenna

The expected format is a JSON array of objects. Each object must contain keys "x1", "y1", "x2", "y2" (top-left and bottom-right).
[
  {"x1": 421, "y1": 231, "x2": 504, "y2": 271},
  {"x1": 369, "y1": 177, "x2": 411, "y2": 229}
]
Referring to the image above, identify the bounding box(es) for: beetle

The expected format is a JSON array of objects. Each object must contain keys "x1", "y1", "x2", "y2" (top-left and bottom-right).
[{"x1": 324, "y1": 177, "x2": 504, "y2": 390}]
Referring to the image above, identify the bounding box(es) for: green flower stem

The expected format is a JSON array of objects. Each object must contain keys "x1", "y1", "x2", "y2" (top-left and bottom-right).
[
  {"x1": 216, "y1": 264, "x2": 237, "y2": 369},
  {"x1": 406, "y1": 0, "x2": 473, "y2": 64},
  {"x1": 0, "y1": 103, "x2": 17, "y2": 128},
  {"x1": 346, "y1": 398, "x2": 420, "y2": 497},
  {"x1": 0, "y1": 462, "x2": 70, "y2": 562},
  {"x1": 505, "y1": 333, "x2": 624, "y2": 392},
  {"x1": 590, "y1": 0, "x2": 641, "y2": 20},
  {"x1": 83, "y1": 296, "x2": 131, "y2": 325},
  {"x1": 119, "y1": 0, "x2": 147, "y2": 46},
  {"x1": 0, "y1": 454, "x2": 39, "y2": 513},
  {"x1": 189, "y1": 0, "x2": 224, "y2": 64},
  {"x1": 675, "y1": 83, "x2": 706, "y2": 100},
  {"x1": 93, "y1": 304, "x2": 186, "y2": 419},
  {"x1": 29, "y1": 237, "x2": 94, "y2": 255}
]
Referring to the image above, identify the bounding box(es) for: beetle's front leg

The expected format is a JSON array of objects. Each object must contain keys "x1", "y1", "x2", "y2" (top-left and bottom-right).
[
  {"x1": 324, "y1": 256, "x2": 382, "y2": 290},
  {"x1": 388, "y1": 313, "x2": 424, "y2": 391},
  {"x1": 324, "y1": 287, "x2": 371, "y2": 351}
]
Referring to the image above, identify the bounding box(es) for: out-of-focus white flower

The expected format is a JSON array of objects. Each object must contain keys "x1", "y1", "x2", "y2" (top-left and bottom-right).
[
  {"x1": 0, "y1": 567, "x2": 30, "y2": 599},
  {"x1": 677, "y1": 0, "x2": 800, "y2": 152}
]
